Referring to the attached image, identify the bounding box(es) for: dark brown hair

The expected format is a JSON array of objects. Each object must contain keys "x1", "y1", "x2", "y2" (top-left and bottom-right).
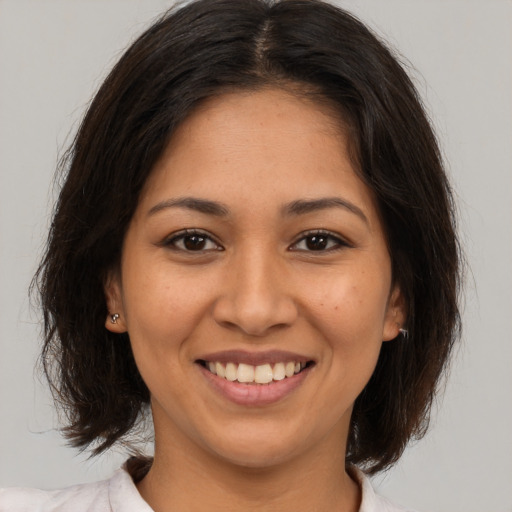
[{"x1": 35, "y1": 0, "x2": 462, "y2": 474}]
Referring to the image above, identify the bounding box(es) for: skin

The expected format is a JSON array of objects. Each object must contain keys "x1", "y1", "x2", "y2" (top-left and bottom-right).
[{"x1": 105, "y1": 88, "x2": 405, "y2": 512}]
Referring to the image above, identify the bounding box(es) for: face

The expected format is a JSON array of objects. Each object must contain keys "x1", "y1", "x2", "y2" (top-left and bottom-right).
[{"x1": 105, "y1": 88, "x2": 405, "y2": 469}]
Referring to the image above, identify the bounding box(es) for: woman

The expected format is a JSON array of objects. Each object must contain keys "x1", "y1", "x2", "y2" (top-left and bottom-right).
[{"x1": 0, "y1": 0, "x2": 461, "y2": 510}]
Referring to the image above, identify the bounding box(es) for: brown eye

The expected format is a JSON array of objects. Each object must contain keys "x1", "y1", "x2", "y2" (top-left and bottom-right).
[
  {"x1": 183, "y1": 234, "x2": 207, "y2": 251},
  {"x1": 165, "y1": 230, "x2": 222, "y2": 252},
  {"x1": 290, "y1": 231, "x2": 349, "y2": 252},
  {"x1": 305, "y1": 234, "x2": 329, "y2": 251}
]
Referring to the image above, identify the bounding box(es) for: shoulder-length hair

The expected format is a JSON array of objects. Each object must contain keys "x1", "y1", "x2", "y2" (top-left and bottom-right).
[{"x1": 36, "y1": 0, "x2": 462, "y2": 474}]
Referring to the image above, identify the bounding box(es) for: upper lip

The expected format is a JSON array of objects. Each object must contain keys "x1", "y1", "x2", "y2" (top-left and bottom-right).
[{"x1": 196, "y1": 349, "x2": 313, "y2": 366}]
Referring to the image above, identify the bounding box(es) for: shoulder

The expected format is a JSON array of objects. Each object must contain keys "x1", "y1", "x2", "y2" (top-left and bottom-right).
[
  {"x1": 350, "y1": 467, "x2": 420, "y2": 512},
  {"x1": 0, "y1": 467, "x2": 153, "y2": 512},
  {"x1": 0, "y1": 479, "x2": 109, "y2": 512},
  {"x1": 0, "y1": 477, "x2": 111, "y2": 512}
]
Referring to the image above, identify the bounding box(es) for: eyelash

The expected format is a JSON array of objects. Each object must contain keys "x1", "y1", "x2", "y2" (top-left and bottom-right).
[
  {"x1": 163, "y1": 229, "x2": 223, "y2": 252},
  {"x1": 290, "y1": 230, "x2": 351, "y2": 253},
  {"x1": 162, "y1": 229, "x2": 350, "y2": 254}
]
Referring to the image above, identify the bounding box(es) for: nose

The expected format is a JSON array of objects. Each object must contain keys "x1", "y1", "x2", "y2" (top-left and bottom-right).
[{"x1": 212, "y1": 247, "x2": 298, "y2": 336}]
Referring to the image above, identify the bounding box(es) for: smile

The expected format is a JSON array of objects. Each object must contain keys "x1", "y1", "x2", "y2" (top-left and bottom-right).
[{"x1": 200, "y1": 360, "x2": 308, "y2": 384}]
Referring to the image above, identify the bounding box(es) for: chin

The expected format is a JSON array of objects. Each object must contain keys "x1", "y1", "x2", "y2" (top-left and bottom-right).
[
  {"x1": 202, "y1": 425, "x2": 309, "y2": 470},
  {"x1": 215, "y1": 445, "x2": 297, "y2": 470}
]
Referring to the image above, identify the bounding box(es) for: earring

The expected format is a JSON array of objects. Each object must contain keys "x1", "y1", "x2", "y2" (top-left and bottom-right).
[
  {"x1": 399, "y1": 327, "x2": 408, "y2": 339},
  {"x1": 111, "y1": 313, "x2": 120, "y2": 324}
]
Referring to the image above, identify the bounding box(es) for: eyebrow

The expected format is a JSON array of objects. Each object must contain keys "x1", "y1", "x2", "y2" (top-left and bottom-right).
[
  {"x1": 282, "y1": 197, "x2": 368, "y2": 224},
  {"x1": 147, "y1": 195, "x2": 368, "y2": 224},
  {"x1": 148, "y1": 197, "x2": 230, "y2": 217}
]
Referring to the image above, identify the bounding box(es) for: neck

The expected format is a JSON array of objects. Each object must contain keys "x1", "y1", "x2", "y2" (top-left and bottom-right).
[{"x1": 137, "y1": 431, "x2": 360, "y2": 512}]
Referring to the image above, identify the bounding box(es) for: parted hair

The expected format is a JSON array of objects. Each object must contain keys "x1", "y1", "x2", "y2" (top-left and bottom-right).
[{"x1": 35, "y1": 0, "x2": 462, "y2": 474}]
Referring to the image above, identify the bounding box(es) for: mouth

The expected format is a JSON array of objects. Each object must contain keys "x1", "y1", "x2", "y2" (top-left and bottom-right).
[
  {"x1": 195, "y1": 351, "x2": 315, "y2": 406},
  {"x1": 197, "y1": 359, "x2": 314, "y2": 385}
]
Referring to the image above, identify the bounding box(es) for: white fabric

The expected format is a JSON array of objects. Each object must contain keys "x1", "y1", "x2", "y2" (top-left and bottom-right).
[
  {"x1": 0, "y1": 465, "x2": 413, "y2": 512},
  {"x1": 350, "y1": 468, "x2": 413, "y2": 512}
]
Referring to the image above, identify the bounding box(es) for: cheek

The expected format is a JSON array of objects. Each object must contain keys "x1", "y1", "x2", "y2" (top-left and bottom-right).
[
  {"x1": 120, "y1": 272, "x2": 202, "y2": 402},
  {"x1": 122, "y1": 254, "x2": 209, "y2": 321},
  {"x1": 304, "y1": 266, "x2": 391, "y2": 340},
  {"x1": 120, "y1": 260, "x2": 213, "y2": 365},
  {"x1": 303, "y1": 266, "x2": 391, "y2": 392},
  {"x1": 308, "y1": 275, "x2": 389, "y2": 405}
]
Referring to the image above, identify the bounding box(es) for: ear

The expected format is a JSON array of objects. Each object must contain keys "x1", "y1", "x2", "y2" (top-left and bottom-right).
[
  {"x1": 382, "y1": 284, "x2": 407, "y2": 342},
  {"x1": 104, "y1": 270, "x2": 127, "y2": 333}
]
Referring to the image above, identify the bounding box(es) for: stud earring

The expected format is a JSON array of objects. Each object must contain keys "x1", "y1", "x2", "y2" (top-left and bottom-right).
[
  {"x1": 399, "y1": 327, "x2": 408, "y2": 339},
  {"x1": 111, "y1": 313, "x2": 120, "y2": 324}
]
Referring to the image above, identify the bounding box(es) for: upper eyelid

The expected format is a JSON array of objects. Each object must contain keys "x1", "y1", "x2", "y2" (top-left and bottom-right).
[
  {"x1": 290, "y1": 229, "x2": 350, "y2": 246},
  {"x1": 162, "y1": 229, "x2": 223, "y2": 248},
  {"x1": 287, "y1": 232, "x2": 354, "y2": 255}
]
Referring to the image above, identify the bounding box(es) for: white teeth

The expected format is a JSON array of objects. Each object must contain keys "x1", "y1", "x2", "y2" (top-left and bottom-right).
[
  {"x1": 285, "y1": 362, "x2": 295, "y2": 378},
  {"x1": 215, "y1": 362, "x2": 226, "y2": 378},
  {"x1": 205, "y1": 360, "x2": 308, "y2": 384},
  {"x1": 273, "y1": 362, "x2": 286, "y2": 381},
  {"x1": 254, "y1": 363, "x2": 273, "y2": 384},
  {"x1": 225, "y1": 362, "x2": 237, "y2": 381},
  {"x1": 237, "y1": 363, "x2": 255, "y2": 383}
]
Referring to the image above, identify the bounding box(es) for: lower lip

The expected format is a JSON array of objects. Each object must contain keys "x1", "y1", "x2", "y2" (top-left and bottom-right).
[{"x1": 198, "y1": 364, "x2": 311, "y2": 406}]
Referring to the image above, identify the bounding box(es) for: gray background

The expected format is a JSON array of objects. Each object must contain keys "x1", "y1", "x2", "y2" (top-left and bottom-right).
[{"x1": 1, "y1": 1, "x2": 511, "y2": 511}]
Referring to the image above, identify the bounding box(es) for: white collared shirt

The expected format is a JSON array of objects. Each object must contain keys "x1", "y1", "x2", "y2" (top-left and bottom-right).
[{"x1": 0, "y1": 465, "x2": 414, "y2": 512}]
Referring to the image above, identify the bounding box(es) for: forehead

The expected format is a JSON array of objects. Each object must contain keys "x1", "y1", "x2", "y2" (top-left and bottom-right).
[
  {"x1": 138, "y1": 88, "x2": 379, "y2": 227},
  {"x1": 180, "y1": 86, "x2": 347, "y2": 141}
]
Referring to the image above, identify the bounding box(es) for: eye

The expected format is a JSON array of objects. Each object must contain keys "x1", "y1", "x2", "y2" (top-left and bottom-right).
[
  {"x1": 164, "y1": 230, "x2": 223, "y2": 252},
  {"x1": 290, "y1": 230, "x2": 349, "y2": 252}
]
